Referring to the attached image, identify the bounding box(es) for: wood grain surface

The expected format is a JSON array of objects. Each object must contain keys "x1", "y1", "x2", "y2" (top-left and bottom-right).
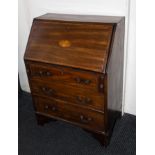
[
  {"x1": 34, "y1": 96, "x2": 105, "y2": 132},
  {"x1": 24, "y1": 13, "x2": 125, "y2": 146},
  {"x1": 24, "y1": 19, "x2": 114, "y2": 73}
]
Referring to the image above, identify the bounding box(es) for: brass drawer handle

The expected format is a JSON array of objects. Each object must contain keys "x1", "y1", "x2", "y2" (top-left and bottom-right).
[
  {"x1": 75, "y1": 77, "x2": 91, "y2": 85},
  {"x1": 58, "y1": 40, "x2": 71, "y2": 48},
  {"x1": 44, "y1": 105, "x2": 49, "y2": 110},
  {"x1": 44, "y1": 105, "x2": 57, "y2": 112},
  {"x1": 80, "y1": 115, "x2": 92, "y2": 124},
  {"x1": 38, "y1": 71, "x2": 52, "y2": 77},
  {"x1": 41, "y1": 87, "x2": 55, "y2": 96},
  {"x1": 76, "y1": 96, "x2": 92, "y2": 104},
  {"x1": 51, "y1": 106, "x2": 57, "y2": 111}
]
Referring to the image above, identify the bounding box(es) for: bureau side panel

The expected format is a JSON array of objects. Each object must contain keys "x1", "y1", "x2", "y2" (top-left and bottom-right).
[{"x1": 106, "y1": 18, "x2": 125, "y2": 129}]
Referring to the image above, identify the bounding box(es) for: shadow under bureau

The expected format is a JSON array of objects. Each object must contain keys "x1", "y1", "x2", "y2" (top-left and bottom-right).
[{"x1": 24, "y1": 13, "x2": 125, "y2": 146}]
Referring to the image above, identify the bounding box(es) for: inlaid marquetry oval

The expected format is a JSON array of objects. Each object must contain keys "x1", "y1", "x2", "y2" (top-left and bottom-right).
[{"x1": 58, "y1": 40, "x2": 71, "y2": 48}]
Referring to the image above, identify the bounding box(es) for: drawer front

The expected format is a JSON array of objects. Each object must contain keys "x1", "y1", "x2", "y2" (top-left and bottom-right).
[
  {"x1": 28, "y1": 62, "x2": 102, "y2": 93},
  {"x1": 34, "y1": 96, "x2": 105, "y2": 132},
  {"x1": 31, "y1": 80, "x2": 105, "y2": 111}
]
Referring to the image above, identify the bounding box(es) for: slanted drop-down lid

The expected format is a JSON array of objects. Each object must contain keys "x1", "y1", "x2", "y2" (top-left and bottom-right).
[{"x1": 24, "y1": 13, "x2": 116, "y2": 73}]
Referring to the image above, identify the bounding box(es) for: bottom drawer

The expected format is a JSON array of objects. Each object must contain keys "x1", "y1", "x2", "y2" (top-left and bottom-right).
[{"x1": 34, "y1": 96, "x2": 105, "y2": 132}]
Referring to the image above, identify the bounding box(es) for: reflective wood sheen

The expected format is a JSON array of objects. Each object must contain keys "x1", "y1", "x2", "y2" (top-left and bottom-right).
[
  {"x1": 24, "y1": 19, "x2": 113, "y2": 73},
  {"x1": 34, "y1": 96, "x2": 105, "y2": 132},
  {"x1": 24, "y1": 13, "x2": 125, "y2": 146}
]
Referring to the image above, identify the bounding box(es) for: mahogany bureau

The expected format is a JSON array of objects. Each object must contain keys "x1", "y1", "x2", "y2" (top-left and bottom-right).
[{"x1": 24, "y1": 13, "x2": 125, "y2": 146}]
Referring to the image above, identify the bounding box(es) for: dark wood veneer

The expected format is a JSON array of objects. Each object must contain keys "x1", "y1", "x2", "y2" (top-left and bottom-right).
[
  {"x1": 24, "y1": 13, "x2": 125, "y2": 146},
  {"x1": 34, "y1": 96, "x2": 105, "y2": 132}
]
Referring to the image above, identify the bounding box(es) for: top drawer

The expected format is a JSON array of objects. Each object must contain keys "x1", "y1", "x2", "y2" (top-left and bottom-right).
[
  {"x1": 24, "y1": 20, "x2": 113, "y2": 73},
  {"x1": 26, "y1": 62, "x2": 103, "y2": 93}
]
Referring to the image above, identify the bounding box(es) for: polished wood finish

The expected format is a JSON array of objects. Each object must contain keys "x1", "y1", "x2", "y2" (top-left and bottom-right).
[
  {"x1": 24, "y1": 18, "x2": 113, "y2": 73},
  {"x1": 31, "y1": 80, "x2": 105, "y2": 112},
  {"x1": 34, "y1": 96, "x2": 105, "y2": 132},
  {"x1": 36, "y1": 13, "x2": 124, "y2": 23},
  {"x1": 106, "y1": 18, "x2": 125, "y2": 133},
  {"x1": 28, "y1": 61, "x2": 101, "y2": 92},
  {"x1": 24, "y1": 13, "x2": 125, "y2": 146}
]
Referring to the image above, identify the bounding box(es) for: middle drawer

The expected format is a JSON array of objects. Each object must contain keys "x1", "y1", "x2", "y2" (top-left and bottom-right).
[{"x1": 31, "y1": 80, "x2": 105, "y2": 112}]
